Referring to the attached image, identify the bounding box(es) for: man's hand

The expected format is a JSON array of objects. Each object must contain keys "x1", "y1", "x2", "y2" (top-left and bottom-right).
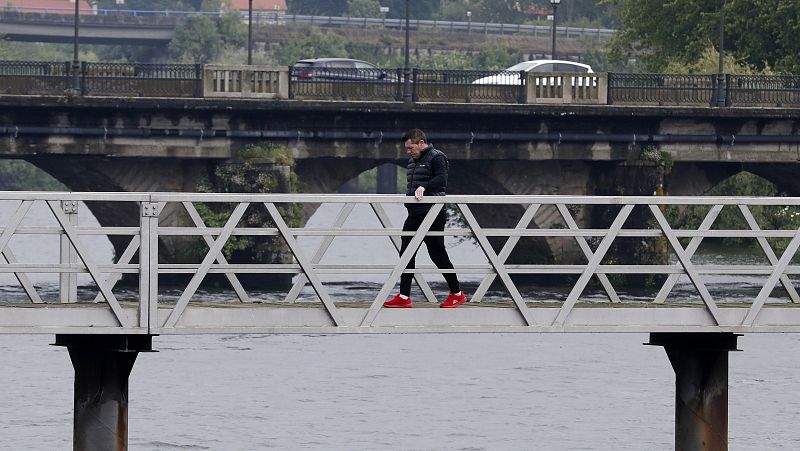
[{"x1": 414, "y1": 186, "x2": 425, "y2": 200}]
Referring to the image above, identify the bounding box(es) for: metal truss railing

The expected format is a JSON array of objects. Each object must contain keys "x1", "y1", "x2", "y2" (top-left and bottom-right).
[{"x1": 2, "y1": 192, "x2": 800, "y2": 334}]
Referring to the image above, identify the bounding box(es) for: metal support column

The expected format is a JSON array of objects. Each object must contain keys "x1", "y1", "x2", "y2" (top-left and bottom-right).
[
  {"x1": 55, "y1": 335, "x2": 153, "y2": 451},
  {"x1": 648, "y1": 333, "x2": 739, "y2": 451}
]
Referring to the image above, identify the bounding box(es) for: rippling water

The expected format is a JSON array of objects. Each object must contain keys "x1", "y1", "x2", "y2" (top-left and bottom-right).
[
  {"x1": 1, "y1": 333, "x2": 799, "y2": 450},
  {"x1": 0, "y1": 202, "x2": 799, "y2": 450}
]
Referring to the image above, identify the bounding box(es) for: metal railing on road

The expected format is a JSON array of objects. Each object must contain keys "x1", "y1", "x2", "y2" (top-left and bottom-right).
[
  {"x1": 1, "y1": 192, "x2": 800, "y2": 335},
  {"x1": 3, "y1": 60, "x2": 800, "y2": 107},
  {"x1": 0, "y1": 6, "x2": 614, "y2": 41}
]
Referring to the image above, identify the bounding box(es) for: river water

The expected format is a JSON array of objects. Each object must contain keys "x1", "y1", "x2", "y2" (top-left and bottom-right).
[{"x1": 0, "y1": 201, "x2": 798, "y2": 450}]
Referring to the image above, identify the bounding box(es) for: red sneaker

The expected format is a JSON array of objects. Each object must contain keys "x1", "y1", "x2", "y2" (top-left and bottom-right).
[
  {"x1": 383, "y1": 294, "x2": 412, "y2": 308},
  {"x1": 440, "y1": 292, "x2": 467, "y2": 308}
]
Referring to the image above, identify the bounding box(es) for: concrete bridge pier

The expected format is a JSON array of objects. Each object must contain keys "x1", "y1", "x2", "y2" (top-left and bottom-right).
[
  {"x1": 648, "y1": 333, "x2": 740, "y2": 451},
  {"x1": 55, "y1": 335, "x2": 153, "y2": 451}
]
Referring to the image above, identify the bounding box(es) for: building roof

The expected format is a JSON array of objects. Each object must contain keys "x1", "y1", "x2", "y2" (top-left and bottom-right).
[
  {"x1": 227, "y1": 0, "x2": 287, "y2": 12},
  {"x1": 3, "y1": 0, "x2": 94, "y2": 14}
]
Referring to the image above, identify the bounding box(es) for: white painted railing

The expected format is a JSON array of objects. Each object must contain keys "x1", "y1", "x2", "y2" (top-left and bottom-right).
[{"x1": 1, "y1": 192, "x2": 799, "y2": 334}]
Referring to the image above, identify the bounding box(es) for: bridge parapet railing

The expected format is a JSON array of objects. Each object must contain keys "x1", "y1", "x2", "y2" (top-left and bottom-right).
[
  {"x1": 3, "y1": 193, "x2": 800, "y2": 333},
  {"x1": 289, "y1": 66, "x2": 402, "y2": 101},
  {"x1": 82, "y1": 62, "x2": 200, "y2": 97},
  {"x1": 608, "y1": 73, "x2": 716, "y2": 106},
  {"x1": 525, "y1": 72, "x2": 608, "y2": 104},
  {"x1": 0, "y1": 60, "x2": 73, "y2": 95},
  {"x1": 145, "y1": 194, "x2": 800, "y2": 333},
  {"x1": 203, "y1": 65, "x2": 288, "y2": 99},
  {"x1": 0, "y1": 192, "x2": 151, "y2": 333},
  {"x1": 728, "y1": 74, "x2": 800, "y2": 107},
  {"x1": 413, "y1": 69, "x2": 525, "y2": 103}
]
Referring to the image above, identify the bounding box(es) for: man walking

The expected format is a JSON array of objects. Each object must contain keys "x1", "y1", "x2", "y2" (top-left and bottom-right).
[{"x1": 383, "y1": 128, "x2": 468, "y2": 309}]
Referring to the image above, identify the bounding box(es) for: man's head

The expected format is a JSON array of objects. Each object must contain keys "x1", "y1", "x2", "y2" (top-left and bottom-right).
[{"x1": 402, "y1": 128, "x2": 427, "y2": 160}]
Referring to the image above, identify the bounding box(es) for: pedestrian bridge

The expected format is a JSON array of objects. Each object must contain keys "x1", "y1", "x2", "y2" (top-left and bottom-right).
[{"x1": 2, "y1": 191, "x2": 800, "y2": 335}]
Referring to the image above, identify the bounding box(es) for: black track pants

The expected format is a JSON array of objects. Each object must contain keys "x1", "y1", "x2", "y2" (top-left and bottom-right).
[{"x1": 398, "y1": 208, "x2": 460, "y2": 296}]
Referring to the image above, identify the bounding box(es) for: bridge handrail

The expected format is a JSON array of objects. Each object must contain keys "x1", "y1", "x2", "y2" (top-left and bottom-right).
[
  {"x1": 6, "y1": 60, "x2": 800, "y2": 107},
  {"x1": 0, "y1": 6, "x2": 615, "y2": 39},
  {"x1": 1, "y1": 192, "x2": 800, "y2": 334}
]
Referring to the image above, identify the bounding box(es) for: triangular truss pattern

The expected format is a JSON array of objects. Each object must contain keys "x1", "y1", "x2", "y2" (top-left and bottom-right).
[
  {"x1": 648, "y1": 204, "x2": 722, "y2": 325},
  {"x1": 182, "y1": 201, "x2": 251, "y2": 303},
  {"x1": 555, "y1": 203, "x2": 621, "y2": 303},
  {"x1": 163, "y1": 202, "x2": 250, "y2": 328},
  {"x1": 361, "y1": 204, "x2": 444, "y2": 326},
  {"x1": 370, "y1": 203, "x2": 439, "y2": 303},
  {"x1": 0, "y1": 200, "x2": 42, "y2": 303},
  {"x1": 458, "y1": 203, "x2": 537, "y2": 326},
  {"x1": 5, "y1": 194, "x2": 800, "y2": 333},
  {"x1": 553, "y1": 204, "x2": 633, "y2": 327},
  {"x1": 263, "y1": 202, "x2": 343, "y2": 326},
  {"x1": 737, "y1": 204, "x2": 800, "y2": 304},
  {"x1": 653, "y1": 205, "x2": 723, "y2": 304},
  {"x1": 470, "y1": 202, "x2": 540, "y2": 303},
  {"x1": 46, "y1": 200, "x2": 131, "y2": 328}
]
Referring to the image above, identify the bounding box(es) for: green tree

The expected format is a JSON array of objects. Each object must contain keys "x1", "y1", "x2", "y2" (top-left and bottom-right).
[
  {"x1": 347, "y1": 0, "x2": 381, "y2": 18},
  {"x1": 0, "y1": 41, "x2": 99, "y2": 62},
  {"x1": 272, "y1": 28, "x2": 349, "y2": 65},
  {"x1": 602, "y1": 0, "x2": 800, "y2": 73},
  {"x1": 472, "y1": 41, "x2": 518, "y2": 70},
  {"x1": 218, "y1": 9, "x2": 247, "y2": 47},
  {"x1": 0, "y1": 161, "x2": 66, "y2": 191},
  {"x1": 169, "y1": 15, "x2": 221, "y2": 63},
  {"x1": 472, "y1": 0, "x2": 538, "y2": 24}
]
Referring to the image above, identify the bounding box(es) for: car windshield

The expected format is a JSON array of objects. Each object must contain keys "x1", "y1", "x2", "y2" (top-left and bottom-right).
[{"x1": 505, "y1": 61, "x2": 541, "y2": 72}]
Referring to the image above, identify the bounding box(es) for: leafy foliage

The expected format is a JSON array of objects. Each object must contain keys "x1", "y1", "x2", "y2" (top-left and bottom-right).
[
  {"x1": 667, "y1": 172, "x2": 800, "y2": 250},
  {"x1": 603, "y1": 0, "x2": 800, "y2": 73},
  {"x1": 0, "y1": 161, "x2": 67, "y2": 191},
  {"x1": 346, "y1": 0, "x2": 382, "y2": 18},
  {"x1": 272, "y1": 28, "x2": 350, "y2": 65},
  {"x1": 169, "y1": 16, "x2": 222, "y2": 63}
]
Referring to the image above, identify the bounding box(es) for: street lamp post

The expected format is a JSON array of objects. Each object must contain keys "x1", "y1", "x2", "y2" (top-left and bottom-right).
[
  {"x1": 402, "y1": 0, "x2": 411, "y2": 103},
  {"x1": 550, "y1": 0, "x2": 561, "y2": 59},
  {"x1": 72, "y1": 0, "x2": 80, "y2": 91},
  {"x1": 715, "y1": 0, "x2": 727, "y2": 107},
  {"x1": 247, "y1": 0, "x2": 253, "y2": 65},
  {"x1": 467, "y1": 10, "x2": 471, "y2": 33}
]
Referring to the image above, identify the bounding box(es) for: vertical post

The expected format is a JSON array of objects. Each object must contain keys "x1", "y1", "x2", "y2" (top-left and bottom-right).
[
  {"x1": 550, "y1": 0, "x2": 561, "y2": 59},
  {"x1": 648, "y1": 333, "x2": 739, "y2": 451},
  {"x1": 72, "y1": 0, "x2": 80, "y2": 91},
  {"x1": 60, "y1": 200, "x2": 78, "y2": 303},
  {"x1": 715, "y1": 0, "x2": 727, "y2": 107},
  {"x1": 247, "y1": 0, "x2": 253, "y2": 65},
  {"x1": 140, "y1": 202, "x2": 159, "y2": 332},
  {"x1": 402, "y1": 0, "x2": 412, "y2": 103},
  {"x1": 56, "y1": 335, "x2": 152, "y2": 451}
]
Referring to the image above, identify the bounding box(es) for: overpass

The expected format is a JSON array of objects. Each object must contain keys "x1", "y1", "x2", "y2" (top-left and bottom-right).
[
  {"x1": 0, "y1": 7, "x2": 612, "y2": 47},
  {"x1": 1, "y1": 192, "x2": 798, "y2": 450}
]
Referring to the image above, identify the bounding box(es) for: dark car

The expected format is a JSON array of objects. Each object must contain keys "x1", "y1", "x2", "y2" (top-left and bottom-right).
[{"x1": 291, "y1": 58, "x2": 396, "y2": 82}]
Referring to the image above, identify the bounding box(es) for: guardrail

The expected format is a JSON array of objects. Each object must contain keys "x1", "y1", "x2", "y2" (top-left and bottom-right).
[
  {"x1": 1, "y1": 192, "x2": 800, "y2": 334},
  {"x1": 0, "y1": 7, "x2": 615, "y2": 40},
  {"x1": 3, "y1": 61, "x2": 800, "y2": 107}
]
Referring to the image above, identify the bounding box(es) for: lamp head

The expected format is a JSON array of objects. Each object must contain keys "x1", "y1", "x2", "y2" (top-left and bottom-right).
[{"x1": 550, "y1": 0, "x2": 561, "y2": 4}]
